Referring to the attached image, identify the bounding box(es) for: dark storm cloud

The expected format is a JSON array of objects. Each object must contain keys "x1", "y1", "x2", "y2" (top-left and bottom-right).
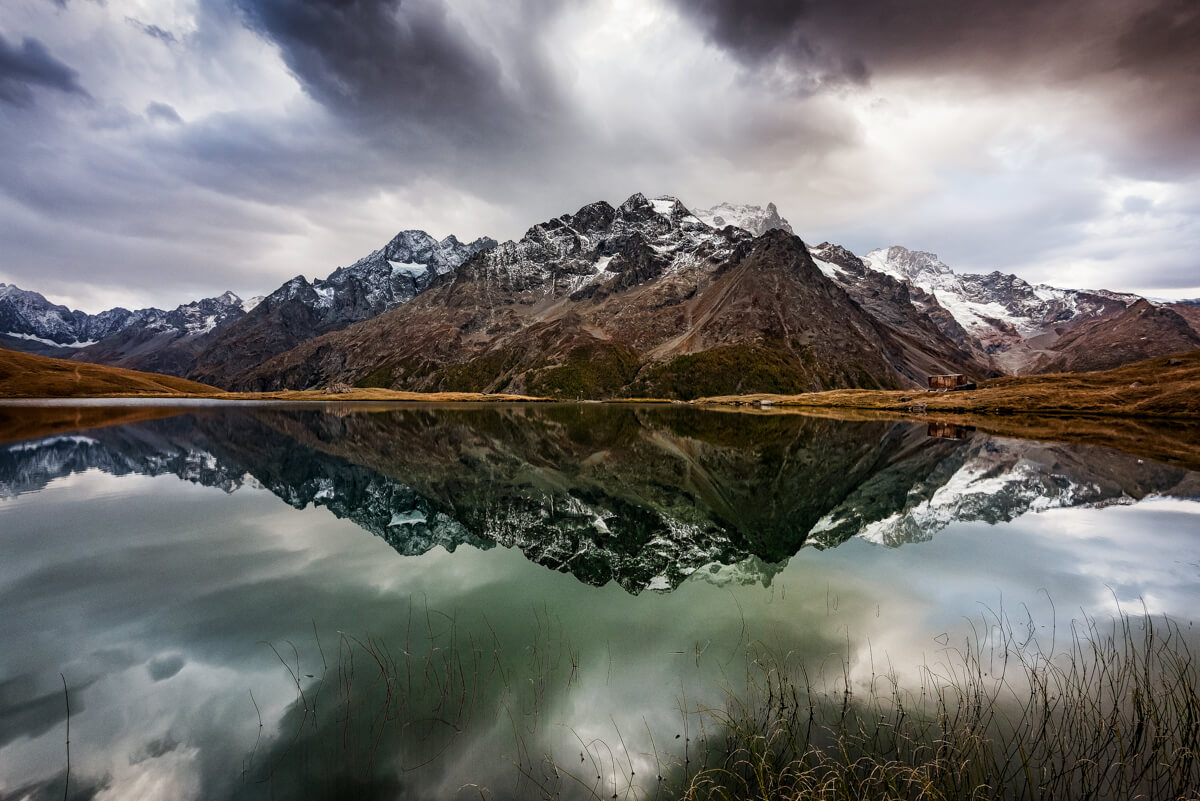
[
  {"x1": 145, "y1": 100, "x2": 183, "y2": 124},
  {"x1": 146, "y1": 653, "x2": 186, "y2": 681},
  {"x1": 0, "y1": 32, "x2": 89, "y2": 107},
  {"x1": 0, "y1": 0, "x2": 1195, "y2": 308},
  {"x1": 125, "y1": 17, "x2": 178, "y2": 45},
  {"x1": 232, "y1": 0, "x2": 557, "y2": 143},
  {"x1": 675, "y1": 0, "x2": 1200, "y2": 174}
]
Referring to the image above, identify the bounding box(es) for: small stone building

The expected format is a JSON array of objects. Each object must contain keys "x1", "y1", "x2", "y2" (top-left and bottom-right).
[{"x1": 927, "y1": 374, "x2": 976, "y2": 391}]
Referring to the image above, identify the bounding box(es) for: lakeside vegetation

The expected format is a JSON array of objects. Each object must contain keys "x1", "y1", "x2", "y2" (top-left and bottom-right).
[{"x1": 682, "y1": 609, "x2": 1200, "y2": 801}]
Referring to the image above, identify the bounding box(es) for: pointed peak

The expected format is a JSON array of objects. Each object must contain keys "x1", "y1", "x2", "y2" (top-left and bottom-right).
[
  {"x1": 567, "y1": 200, "x2": 617, "y2": 234},
  {"x1": 388, "y1": 229, "x2": 435, "y2": 245},
  {"x1": 618, "y1": 192, "x2": 651, "y2": 213}
]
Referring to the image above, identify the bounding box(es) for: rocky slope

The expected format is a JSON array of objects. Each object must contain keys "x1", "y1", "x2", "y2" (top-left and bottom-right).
[
  {"x1": 186, "y1": 230, "x2": 494, "y2": 385},
  {"x1": 233, "y1": 195, "x2": 983, "y2": 396},
  {"x1": 1170, "y1": 299, "x2": 1200, "y2": 335},
  {"x1": 1032, "y1": 299, "x2": 1200, "y2": 373},
  {"x1": 1, "y1": 229, "x2": 492, "y2": 383},
  {"x1": 9, "y1": 198, "x2": 1191, "y2": 389},
  {"x1": 809, "y1": 243, "x2": 996, "y2": 378}
]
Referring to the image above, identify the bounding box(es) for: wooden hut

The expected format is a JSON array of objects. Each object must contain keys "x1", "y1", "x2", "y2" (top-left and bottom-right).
[{"x1": 928, "y1": 374, "x2": 977, "y2": 391}]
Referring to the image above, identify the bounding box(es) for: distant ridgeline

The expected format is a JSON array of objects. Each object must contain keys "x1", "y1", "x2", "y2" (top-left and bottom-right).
[
  {"x1": 3, "y1": 404, "x2": 1194, "y2": 593},
  {"x1": 3, "y1": 196, "x2": 1198, "y2": 397}
]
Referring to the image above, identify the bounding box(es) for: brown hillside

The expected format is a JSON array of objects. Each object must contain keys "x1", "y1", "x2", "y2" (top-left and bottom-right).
[
  {"x1": 1034, "y1": 299, "x2": 1200, "y2": 373},
  {"x1": 0, "y1": 348, "x2": 222, "y2": 398}
]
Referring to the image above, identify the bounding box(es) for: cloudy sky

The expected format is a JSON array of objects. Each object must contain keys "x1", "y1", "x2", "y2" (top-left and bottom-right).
[{"x1": 0, "y1": 0, "x2": 1197, "y2": 312}]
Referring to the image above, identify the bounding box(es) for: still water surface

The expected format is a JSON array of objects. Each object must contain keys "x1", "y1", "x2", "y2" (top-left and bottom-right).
[{"x1": 0, "y1": 403, "x2": 1197, "y2": 799}]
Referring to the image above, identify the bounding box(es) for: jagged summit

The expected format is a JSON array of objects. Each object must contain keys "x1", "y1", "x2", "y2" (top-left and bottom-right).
[{"x1": 229, "y1": 192, "x2": 991, "y2": 396}]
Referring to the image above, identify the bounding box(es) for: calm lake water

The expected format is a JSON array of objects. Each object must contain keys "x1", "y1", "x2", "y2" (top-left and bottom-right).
[{"x1": 0, "y1": 402, "x2": 1197, "y2": 800}]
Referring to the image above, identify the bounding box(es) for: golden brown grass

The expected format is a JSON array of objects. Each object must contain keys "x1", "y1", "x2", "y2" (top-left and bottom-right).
[
  {"x1": 0, "y1": 349, "x2": 549, "y2": 402},
  {"x1": 697, "y1": 349, "x2": 1200, "y2": 419},
  {"x1": 0, "y1": 348, "x2": 222, "y2": 397},
  {"x1": 5, "y1": 346, "x2": 1198, "y2": 438}
]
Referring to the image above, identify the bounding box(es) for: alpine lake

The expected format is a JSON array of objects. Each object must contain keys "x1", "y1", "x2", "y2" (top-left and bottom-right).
[{"x1": 1, "y1": 400, "x2": 1198, "y2": 800}]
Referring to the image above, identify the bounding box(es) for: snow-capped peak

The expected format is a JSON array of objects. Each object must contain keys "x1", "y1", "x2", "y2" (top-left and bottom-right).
[{"x1": 863, "y1": 246, "x2": 953, "y2": 285}]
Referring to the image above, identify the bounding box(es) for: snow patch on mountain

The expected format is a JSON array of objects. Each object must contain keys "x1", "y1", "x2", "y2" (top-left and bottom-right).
[
  {"x1": 692, "y1": 202, "x2": 794, "y2": 236},
  {"x1": 388, "y1": 260, "x2": 427, "y2": 276}
]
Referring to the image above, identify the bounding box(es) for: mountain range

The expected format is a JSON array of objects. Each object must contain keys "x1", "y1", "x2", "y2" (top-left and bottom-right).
[{"x1": 2, "y1": 195, "x2": 1197, "y2": 396}]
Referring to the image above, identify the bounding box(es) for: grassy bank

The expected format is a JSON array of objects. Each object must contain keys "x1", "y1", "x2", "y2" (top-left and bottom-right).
[
  {"x1": 0, "y1": 347, "x2": 221, "y2": 397},
  {"x1": 5, "y1": 347, "x2": 1200, "y2": 425},
  {"x1": 697, "y1": 349, "x2": 1200, "y2": 419}
]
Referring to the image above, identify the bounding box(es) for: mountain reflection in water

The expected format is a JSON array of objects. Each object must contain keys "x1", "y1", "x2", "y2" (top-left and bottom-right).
[{"x1": 2, "y1": 403, "x2": 1195, "y2": 592}]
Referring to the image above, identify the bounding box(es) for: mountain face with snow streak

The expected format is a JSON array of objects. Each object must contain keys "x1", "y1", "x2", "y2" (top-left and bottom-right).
[
  {"x1": 857, "y1": 246, "x2": 1138, "y2": 371},
  {"x1": 231, "y1": 193, "x2": 984, "y2": 395},
  {"x1": 692, "y1": 201, "x2": 794, "y2": 236},
  {"x1": 2, "y1": 229, "x2": 492, "y2": 382},
  {"x1": 0, "y1": 283, "x2": 141, "y2": 356},
  {"x1": 187, "y1": 230, "x2": 495, "y2": 386},
  {"x1": 9, "y1": 197, "x2": 1197, "y2": 388},
  {"x1": 0, "y1": 282, "x2": 257, "y2": 369},
  {"x1": 808, "y1": 243, "x2": 996, "y2": 377}
]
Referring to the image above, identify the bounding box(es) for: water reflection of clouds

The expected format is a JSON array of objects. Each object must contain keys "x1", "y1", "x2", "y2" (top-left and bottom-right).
[
  {"x1": 0, "y1": 430, "x2": 1198, "y2": 798},
  {"x1": 787, "y1": 498, "x2": 1200, "y2": 691}
]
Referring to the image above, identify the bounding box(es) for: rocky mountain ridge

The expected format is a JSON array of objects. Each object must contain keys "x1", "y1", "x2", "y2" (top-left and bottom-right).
[
  {"x1": 4, "y1": 197, "x2": 1197, "y2": 390},
  {"x1": 853, "y1": 246, "x2": 1143, "y2": 372},
  {"x1": 187, "y1": 230, "x2": 495, "y2": 384},
  {"x1": 231, "y1": 194, "x2": 987, "y2": 395},
  {"x1": 1032, "y1": 299, "x2": 1200, "y2": 373},
  {"x1": 0, "y1": 228, "x2": 493, "y2": 379}
]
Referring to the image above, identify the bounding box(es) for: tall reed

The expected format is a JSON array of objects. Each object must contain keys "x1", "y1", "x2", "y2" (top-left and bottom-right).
[{"x1": 682, "y1": 607, "x2": 1200, "y2": 801}]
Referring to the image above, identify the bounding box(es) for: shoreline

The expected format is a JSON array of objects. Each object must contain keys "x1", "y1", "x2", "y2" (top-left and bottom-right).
[{"x1": 4, "y1": 393, "x2": 1199, "y2": 471}]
